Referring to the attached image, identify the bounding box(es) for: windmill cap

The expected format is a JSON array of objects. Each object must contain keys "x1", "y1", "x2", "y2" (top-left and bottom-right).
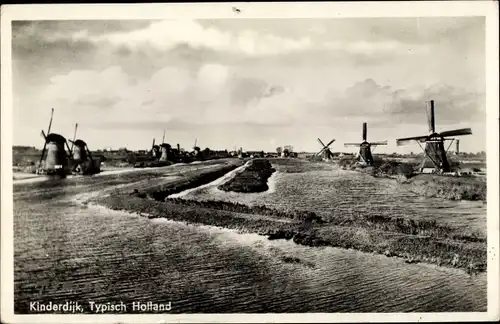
[
  {"x1": 73, "y1": 139, "x2": 87, "y2": 147},
  {"x1": 45, "y1": 133, "x2": 67, "y2": 144},
  {"x1": 160, "y1": 143, "x2": 171, "y2": 148}
]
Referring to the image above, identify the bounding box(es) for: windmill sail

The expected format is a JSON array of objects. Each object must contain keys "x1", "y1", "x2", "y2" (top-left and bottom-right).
[
  {"x1": 47, "y1": 108, "x2": 54, "y2": 135},
  {"x1": 370, "y1": 140, "x2": 388, "y2": 146},
  {"x1": 70, "y1": 123, "x2": 78, "y2": 153},
  {"x1": 362, "y1": 122, "x2": 367, "y2": 142},
  {"x1": 344, "y1": 143, "x2": 362, "y2": 147},
  {"x1": 396, "y1": 135, "x2": 428, "y2": 146},
  {"x1": 425, "y1": 100, "x2": 436, "y2": 133},
  {"x1": 439, "y1": 128, "x2": 472, "y2": 137}
]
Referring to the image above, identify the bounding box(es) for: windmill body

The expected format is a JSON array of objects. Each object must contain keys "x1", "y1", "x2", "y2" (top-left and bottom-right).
[
  {"x1": 42, "y1": 133, "x2": 70, "y2": 174},
  {"x1": 358, "y1": 141, "x2": 374, "y2": 165},
  {"x1": 68, "y1": 138, "x2": 101, "y2": 175},
  {"x1": 36, "y1": 109, "x2": 71, "y2": 176},
  {"x1": 420, "y1": 135, "x2": 450, "y2": 171},
  {"x1": 71, "y1": 139, "x2": 88, "y2": 163},
  {"x1": 344, "y1": 123, "x2": 387, "y2": 166},
  {"x1": 396, "y1": 100, "x2": 472, "y2": 173},
  {"x1": 150, "y1": 138, "x2": 160, "y2": 160},
  {"x1": 65, "y1": 122, "x2": 101, "y2": 175},
  {"x1": 192, "y1": 139, "x2": 201, "y2": 157},
  {"x1": 159, "y1": 143, "x2": 171, "y2": 162}
]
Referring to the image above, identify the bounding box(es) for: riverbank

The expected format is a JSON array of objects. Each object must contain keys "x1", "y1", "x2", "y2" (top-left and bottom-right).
[
  {"x1": 83, "y1": 157, "x2": 485, "y2": 274},
  {"x1": 96, "y1": 194, "x2": 485, "y2": 274}
]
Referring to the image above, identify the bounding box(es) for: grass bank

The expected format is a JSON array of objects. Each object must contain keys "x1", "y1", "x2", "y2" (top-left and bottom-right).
[
  {"x1": 131, "y1": 163, "x2": 242, "y2": 201},
  {"x1": 405, "y1": 175, "x2": 487, "y2": 201},
  {"x1": 218, "y1": 158, "x2": 276, "y2": 193},
  {"x1": 96, "y1": 192, "x2": 485, "y2": 274},
  {"x1": 339, "y1": 158, "x2": 486, "y2": 202}
]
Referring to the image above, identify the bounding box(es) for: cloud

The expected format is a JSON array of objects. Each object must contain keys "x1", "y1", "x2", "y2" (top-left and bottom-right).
[
  {"x1": 316, "y1": 79, "x2": 485, "y2": 128},
  {"x1": 37, "y1": 58, "x2": 484, "y2": 136},
  {"x1": 35, "y1": 19, "x2": 431, "y2": 59}
]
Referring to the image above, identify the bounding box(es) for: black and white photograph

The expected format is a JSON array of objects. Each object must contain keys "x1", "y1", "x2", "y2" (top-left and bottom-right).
[{"x1": 1, "y1": 2, "x2": 499, "y2": 323}]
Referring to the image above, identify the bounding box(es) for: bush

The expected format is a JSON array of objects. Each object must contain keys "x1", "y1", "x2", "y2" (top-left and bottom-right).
[
  {"x1": 396, "y1": 163, "x2": 415, "y2": 178},
  {"x1": 378, "y1": 161, "x2": 399, "y2": 175},
  {"x1": 338, "y1": 157, "x2": 356, "y2": 169}
]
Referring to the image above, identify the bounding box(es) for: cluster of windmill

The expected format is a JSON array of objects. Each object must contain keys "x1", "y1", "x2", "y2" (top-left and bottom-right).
[
  {"x1": 138, "y1": 131, "x2": 203, "y2": 168},
  {"x1": 314, "y1": 100, "x2": 473, "y2": 174},
  {"x1": 37, "y1": 108, "x2": 101, "y2": 177}
]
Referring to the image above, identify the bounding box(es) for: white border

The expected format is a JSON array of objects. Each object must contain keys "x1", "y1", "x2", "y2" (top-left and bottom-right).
[{"x1": 1, "y1": 2, "x2": 499, "y2": 323}]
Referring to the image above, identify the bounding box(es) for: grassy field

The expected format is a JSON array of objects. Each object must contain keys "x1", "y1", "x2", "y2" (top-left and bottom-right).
[
  {"x1": 95, "y1": 157, "x2": 486, "y2": 274},
  {"x1": 98, "y1": 194, "x2": 485, "y2": 274}
]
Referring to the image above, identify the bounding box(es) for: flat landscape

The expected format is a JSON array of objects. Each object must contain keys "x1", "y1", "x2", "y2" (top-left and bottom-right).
[{"x1": 14, "y1": 157, "x2": 487, "y2": 313}]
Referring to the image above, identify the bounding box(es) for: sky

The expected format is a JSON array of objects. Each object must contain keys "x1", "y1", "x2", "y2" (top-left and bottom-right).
[{"x1": 11, "y1": 17, "x2": 486, "y2": 153}]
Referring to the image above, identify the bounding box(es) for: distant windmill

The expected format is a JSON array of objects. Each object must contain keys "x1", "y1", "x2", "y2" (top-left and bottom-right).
[
  {"x1": 193, "y1": 138, "x2": 201, "y2": 156},
  {"x1": 396, "y1": 100, "x2": 472, "y2": 173},
  {"x1": 315, "y1": 138, "x2": 335, "y2": 161},
  {"x1": 159, "y1": 143, "x2": 171, "y2": 162},
  {"x1": 150, "y1": 138, "x2": 160, "y2": 159},
  {"x1": 67, "y1": 123, "x2": 101, "y2": 175},
  {"x1": 344, "y1": 122, "x2": 387, "y2": 165},
  {"x1": 37, "y1": 108, "x2": 71, "y2": 176},
  {"x1": 158, "y1": 129, "x2": 170, "y2": 162}
]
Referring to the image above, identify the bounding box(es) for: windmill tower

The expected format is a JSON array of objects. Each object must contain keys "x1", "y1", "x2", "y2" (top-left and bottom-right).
[
  {"x1": 66, "y1": 123, "x2": 101, "y2": 175},
  {"x1": 159, "y1": 143, "x2": 171, "y2": 162},
  {"x1": 150, "y1": 138, "x2": 160, "y2": 159},
  {"x1": 344, "y1": 122, "x2": 387, "y2": 165},
  {"x1": 67, "y1": 123, "x2": 101, "y2": 174},
  {"x1": 158, "y1": 129, "x2": 170, "y2": 161},
  {"x1": 396, "y1": 100, "x2": 472, "y2": 173},
  {"x1": 193, "y1": 138, "x2": 201, "y2": 157},
  {"x1": 37, "y1": 108, "x2": 71, "y2": 176},
  {"x1": 315, "y1": 138, "x2": 335, "y2": 161}
]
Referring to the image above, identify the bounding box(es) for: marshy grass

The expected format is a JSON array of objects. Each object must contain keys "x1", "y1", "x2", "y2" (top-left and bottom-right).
[
  {"x1": 97, "y1": 189, "x2": 486, "y2": 273},
  {"x1": 341, "y1": 157, "x2": 486, "y2": 201},
  {"x1": 408, "y1": 176, "x2": 487, "y2": 201}
]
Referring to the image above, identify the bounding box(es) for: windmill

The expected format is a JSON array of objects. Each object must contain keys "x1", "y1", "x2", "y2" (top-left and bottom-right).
[
  {"x1": 344, "y1": 122, "x2": 387, "y2": 165},
  {"x1": 158, "y1": 129, "x2": 171, "y2": 162},
  {"x1": 159, "y1": 143, "x2": 171, "y2": 162},
  {"x1": 150, "y1": 138, "x2": 160, "y2": 159},
  {"x1": 37, "y1": 108, "x2": 71, "y2": 176},
  {"x1": 67, "y1": 123, "x2": 101, "y2": 175},
  {"x1": 396, "y1": 100, "x2": 472, "y2": 173},
  {"x1": 192, "y1": 138, "x2": 201, "y2": 157},
  {"x1": 315, "y1": 138, "x2": 335, "y2": 161}
]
